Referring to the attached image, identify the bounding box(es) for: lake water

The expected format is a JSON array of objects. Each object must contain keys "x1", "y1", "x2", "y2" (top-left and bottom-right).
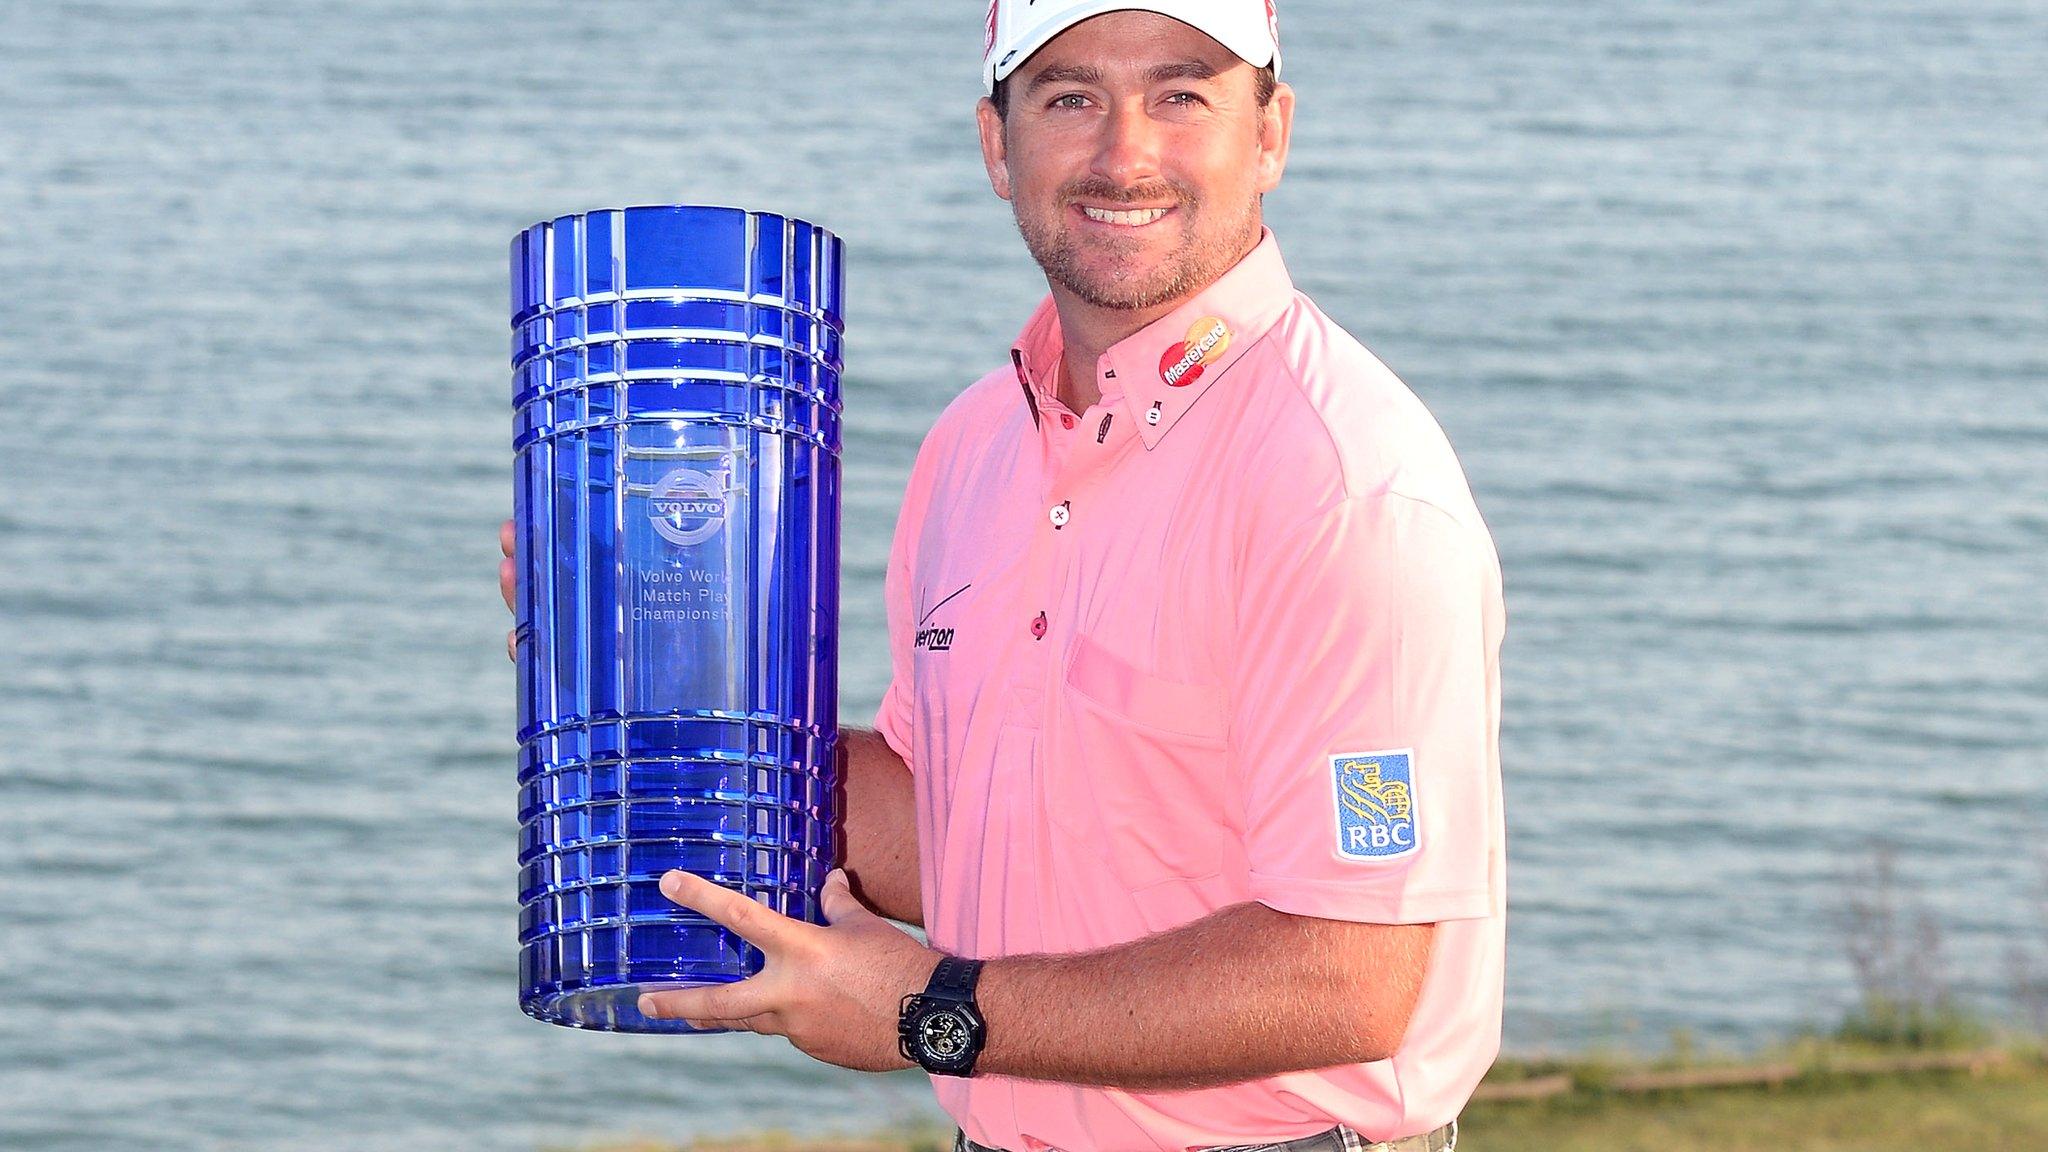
[{"x1": 1, "y1": 1, "x2": 2043, "y2": 1149}]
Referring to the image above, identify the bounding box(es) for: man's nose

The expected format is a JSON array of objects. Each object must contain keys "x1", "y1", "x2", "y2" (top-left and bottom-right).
[{"x1": 1091, "y1": 100, "x2": 1165, "y2": 188}]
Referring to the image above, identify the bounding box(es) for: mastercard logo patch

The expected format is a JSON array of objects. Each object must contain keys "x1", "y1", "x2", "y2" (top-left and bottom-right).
[{"x1": 1158, "y1": 316, "x2": 1232, "y2": 387}]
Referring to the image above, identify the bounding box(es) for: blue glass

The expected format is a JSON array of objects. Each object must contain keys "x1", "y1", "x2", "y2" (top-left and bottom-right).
[{"x1": 509, "y1": 205, "x2": 844, "y2": 1033}]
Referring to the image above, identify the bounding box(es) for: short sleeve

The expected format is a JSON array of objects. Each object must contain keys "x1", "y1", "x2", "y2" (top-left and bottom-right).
[
  {"x1": 1231, "y1": 492, "x2": 1502, "y2": 925},
  {"x1": 871, "y1": 462, "x2": 921, "y2": 772}
]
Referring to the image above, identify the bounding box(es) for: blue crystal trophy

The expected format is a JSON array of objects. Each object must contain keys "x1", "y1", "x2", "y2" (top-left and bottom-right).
[{"x1": 510, "y1": 206, "x2": 844, "y2": 1032}]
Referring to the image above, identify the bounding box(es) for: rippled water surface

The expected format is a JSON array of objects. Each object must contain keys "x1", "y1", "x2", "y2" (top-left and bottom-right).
[{"x1": 2, "y1": 1, "x2": 2044, "y2": 1149}]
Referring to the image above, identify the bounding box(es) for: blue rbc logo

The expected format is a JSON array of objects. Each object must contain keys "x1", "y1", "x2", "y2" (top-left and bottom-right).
[{"x1": 1331, "y1": 750, "x2": 1419, "y2": 860}]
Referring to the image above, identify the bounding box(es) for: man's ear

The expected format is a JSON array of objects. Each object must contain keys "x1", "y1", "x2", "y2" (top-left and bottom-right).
[
  {"x1": 1254, "y1": 82, "x2": 1295, "y2": 195},
  {"x1": 976, "y1": 97, "x2": 1014, "y2": 202}
]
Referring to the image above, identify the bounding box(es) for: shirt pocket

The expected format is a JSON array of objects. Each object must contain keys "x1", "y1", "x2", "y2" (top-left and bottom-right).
[{"x1": 1047, "y1": 631, "x2": 1231, "y2": 891}]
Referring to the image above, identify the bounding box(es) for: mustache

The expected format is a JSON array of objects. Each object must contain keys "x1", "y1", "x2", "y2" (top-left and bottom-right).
[{"x1": 1061, "y1": 178, "x2": 1188, "y2": 207}]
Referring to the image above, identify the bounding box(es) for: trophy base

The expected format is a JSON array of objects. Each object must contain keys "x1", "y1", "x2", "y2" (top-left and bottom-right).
[{"x1": 525, "y1": 980, "x2": 738, "y2": 1034}]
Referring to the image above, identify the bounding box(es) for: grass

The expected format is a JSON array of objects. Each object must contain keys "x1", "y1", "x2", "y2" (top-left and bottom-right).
[
  {"x1": 550, "y1": 1044, "x2": 2048, "y2": 1152},
  {"x1": 1459, "y1": 1050, "x2": 2048, "y2": 1151},
  {"x1": 543, "y1": 1127, "x2": 955, "y2": 1152}
]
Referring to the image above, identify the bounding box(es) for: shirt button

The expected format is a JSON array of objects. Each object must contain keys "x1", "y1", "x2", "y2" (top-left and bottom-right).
[
  {"x1": 1030, "y1": 611, "x2": 1047, "y2": 639},
  {"x1": 1048, "y1": 502, "x2": 1070, "y2": 528},
  {"x1": 1059, "y1": 413, "x2": 1074, "y2": 430}
]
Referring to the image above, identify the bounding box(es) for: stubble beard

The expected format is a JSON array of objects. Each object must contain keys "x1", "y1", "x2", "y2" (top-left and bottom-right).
[{"x1": 1014, "y1": 181, "x2": 1262, "y2": 313}]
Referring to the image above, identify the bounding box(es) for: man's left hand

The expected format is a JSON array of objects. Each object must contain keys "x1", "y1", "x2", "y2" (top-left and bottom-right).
[{"x1": 638, "y1": 867, "x2": 940, "y2": 1072}]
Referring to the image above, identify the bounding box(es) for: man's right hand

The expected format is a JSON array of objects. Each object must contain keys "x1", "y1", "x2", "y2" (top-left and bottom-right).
[{"x1": 500, "y1": 518, "x2": 517, "y2": 662}]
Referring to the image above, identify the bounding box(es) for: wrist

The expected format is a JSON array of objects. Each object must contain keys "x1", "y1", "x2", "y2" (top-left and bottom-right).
[{"x1": 897, "y1": 953, "x2": 987, "y2": 1076}]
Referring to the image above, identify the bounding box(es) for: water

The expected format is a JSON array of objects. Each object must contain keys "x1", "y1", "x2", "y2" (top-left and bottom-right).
[{"x1": 0, "y1": 1, "x2": 2042, "y2": 1149}]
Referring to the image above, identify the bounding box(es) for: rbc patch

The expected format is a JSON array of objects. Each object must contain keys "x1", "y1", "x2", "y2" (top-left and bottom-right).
[{"x1": 1331, "y1": 749, "x2": 1419, "y2": 860}]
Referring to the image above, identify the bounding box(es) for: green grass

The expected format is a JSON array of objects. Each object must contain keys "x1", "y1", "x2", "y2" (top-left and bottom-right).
[
  {"x1": 544, "y1": 1127, "x2": 956, "y2": 1152},
  {"x1": 553, "y1": 1047, "x2": 2048, "y2": 1152},
  {"x1": 1459, "y1": 1056, "x2": 2048, "y2": 1151}
]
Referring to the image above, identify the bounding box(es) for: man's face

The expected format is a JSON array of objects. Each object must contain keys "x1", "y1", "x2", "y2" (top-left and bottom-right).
[{"x1": 977, "y1": 11, "x2": 1293, "y2": 313}]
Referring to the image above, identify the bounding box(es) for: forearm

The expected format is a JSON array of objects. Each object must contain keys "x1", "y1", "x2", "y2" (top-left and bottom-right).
[
  {"x1": 974, "y1": 902, "x2": 1432, "y2": 1091},
  {"x1": 837, "y1": 726, "x2": 923, "y2": 927}
]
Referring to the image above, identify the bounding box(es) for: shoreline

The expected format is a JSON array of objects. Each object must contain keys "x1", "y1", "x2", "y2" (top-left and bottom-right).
[{"x1": 550, "y1": 1039, "x2": 2048, "y2": 1152}]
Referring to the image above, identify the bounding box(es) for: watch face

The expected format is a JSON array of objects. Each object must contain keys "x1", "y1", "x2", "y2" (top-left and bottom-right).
[{"x1": 920, "y1": 1009, "x2": 972, "y2": 1060}]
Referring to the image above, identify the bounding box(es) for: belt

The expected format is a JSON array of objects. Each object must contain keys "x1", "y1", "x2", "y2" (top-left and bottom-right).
[{"x1": 955, "y1": 1119, "x2": 1457, "y2": 1152}]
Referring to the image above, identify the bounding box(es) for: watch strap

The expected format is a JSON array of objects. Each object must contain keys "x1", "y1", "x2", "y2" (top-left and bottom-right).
[{"x1": 925, "y1": 955, "x2": 983, "y2": 1004}]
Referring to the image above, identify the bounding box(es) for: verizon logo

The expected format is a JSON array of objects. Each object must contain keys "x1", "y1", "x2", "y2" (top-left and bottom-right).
[{"x1": 915, "y1": 582, "x2": 971, "y2": 654}]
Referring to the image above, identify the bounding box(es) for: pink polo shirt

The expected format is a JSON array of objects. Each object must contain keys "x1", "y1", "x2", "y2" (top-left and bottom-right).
[{"x1": 872, "y1": 230, "x2": 1506, "y2": 1152}]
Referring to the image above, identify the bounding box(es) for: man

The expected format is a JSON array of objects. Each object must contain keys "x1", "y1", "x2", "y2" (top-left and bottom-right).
[{"x1": 499, "y1": 3, "x2": 1504, "y2": 1149}]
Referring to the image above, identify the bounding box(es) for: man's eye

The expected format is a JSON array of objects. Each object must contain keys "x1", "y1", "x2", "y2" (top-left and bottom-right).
[
  {"x1": 1164, "y1": 91, "x2": 1203, "y2": 106},
  {"x1": 1051, "y1": 93, "x2": 1089, "y2": 109}
]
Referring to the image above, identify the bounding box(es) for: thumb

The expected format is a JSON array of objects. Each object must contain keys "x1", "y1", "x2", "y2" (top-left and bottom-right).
[{"x1": 819, "y1": 867, "x2": 869, "y2": 925}]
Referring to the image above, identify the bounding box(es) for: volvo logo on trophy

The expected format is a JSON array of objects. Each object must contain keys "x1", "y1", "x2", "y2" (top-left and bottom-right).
[
  {"x1": 509, "y1": 205, "x2": 845, "y2": 1033},
  {"x1": 648, "y1": 462, "x2": 732, "y2": 548}
]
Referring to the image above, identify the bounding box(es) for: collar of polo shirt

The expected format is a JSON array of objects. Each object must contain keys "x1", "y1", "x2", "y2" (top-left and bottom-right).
[{"x1": 1008, "y1": 228, "x2": 1296, "y2": 450}]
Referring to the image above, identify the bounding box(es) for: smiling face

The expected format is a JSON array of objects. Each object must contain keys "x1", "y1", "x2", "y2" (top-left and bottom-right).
[{"x1": 977, "y1": 10, "x2": 1293, "y2": 314}]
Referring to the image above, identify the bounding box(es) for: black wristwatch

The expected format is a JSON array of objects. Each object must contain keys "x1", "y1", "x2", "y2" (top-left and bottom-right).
[{"x1": 898, "y1": 955, "x2": 987, "y2": 1077}]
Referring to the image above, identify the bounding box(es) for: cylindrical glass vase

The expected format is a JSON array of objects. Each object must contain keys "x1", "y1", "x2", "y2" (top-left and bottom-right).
[{"x1": 509, "y1": 205, "x2": 844, "y2": 1032}]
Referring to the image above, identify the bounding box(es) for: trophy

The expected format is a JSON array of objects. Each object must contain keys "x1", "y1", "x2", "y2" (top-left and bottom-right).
[{"x1": 509, "y1": 205, "x2": 843, "y2": 1032}]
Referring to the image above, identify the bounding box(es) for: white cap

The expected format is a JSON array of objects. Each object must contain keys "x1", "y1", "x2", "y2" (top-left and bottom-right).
[{"x1": 983, "y1": 0, "x2": 1282, "y2": 96}]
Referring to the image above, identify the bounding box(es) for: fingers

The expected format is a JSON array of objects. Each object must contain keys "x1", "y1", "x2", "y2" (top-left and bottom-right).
[
  {"x1": 678, "y1": 1013, "x2": 780, "y2": 1034},
  {"x1": 819, "y1": 868, "x2": 867, "y2": 926},
  {"x1": 638, "y1": 979, "x2": 777, "y2": 1025},
  {"x1": 656, "y1": 870, "x2": 804, "y2": 953},
  {"x1": 500, "y1": 519, "x2": 519, "y2": 664}
]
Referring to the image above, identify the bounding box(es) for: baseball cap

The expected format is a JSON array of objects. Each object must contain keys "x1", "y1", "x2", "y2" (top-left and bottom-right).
[{"x1": 983, "y1": 0, "x2": 1282, "y2": 96}]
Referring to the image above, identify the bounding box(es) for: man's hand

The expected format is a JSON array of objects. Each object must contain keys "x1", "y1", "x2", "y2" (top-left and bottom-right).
[
  {"x1": 500, "y1": 518, "x2": 517, "y2": 662},
  {"x1": 638, "y1": 867, "x2": 942, "y2": 1072}
]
